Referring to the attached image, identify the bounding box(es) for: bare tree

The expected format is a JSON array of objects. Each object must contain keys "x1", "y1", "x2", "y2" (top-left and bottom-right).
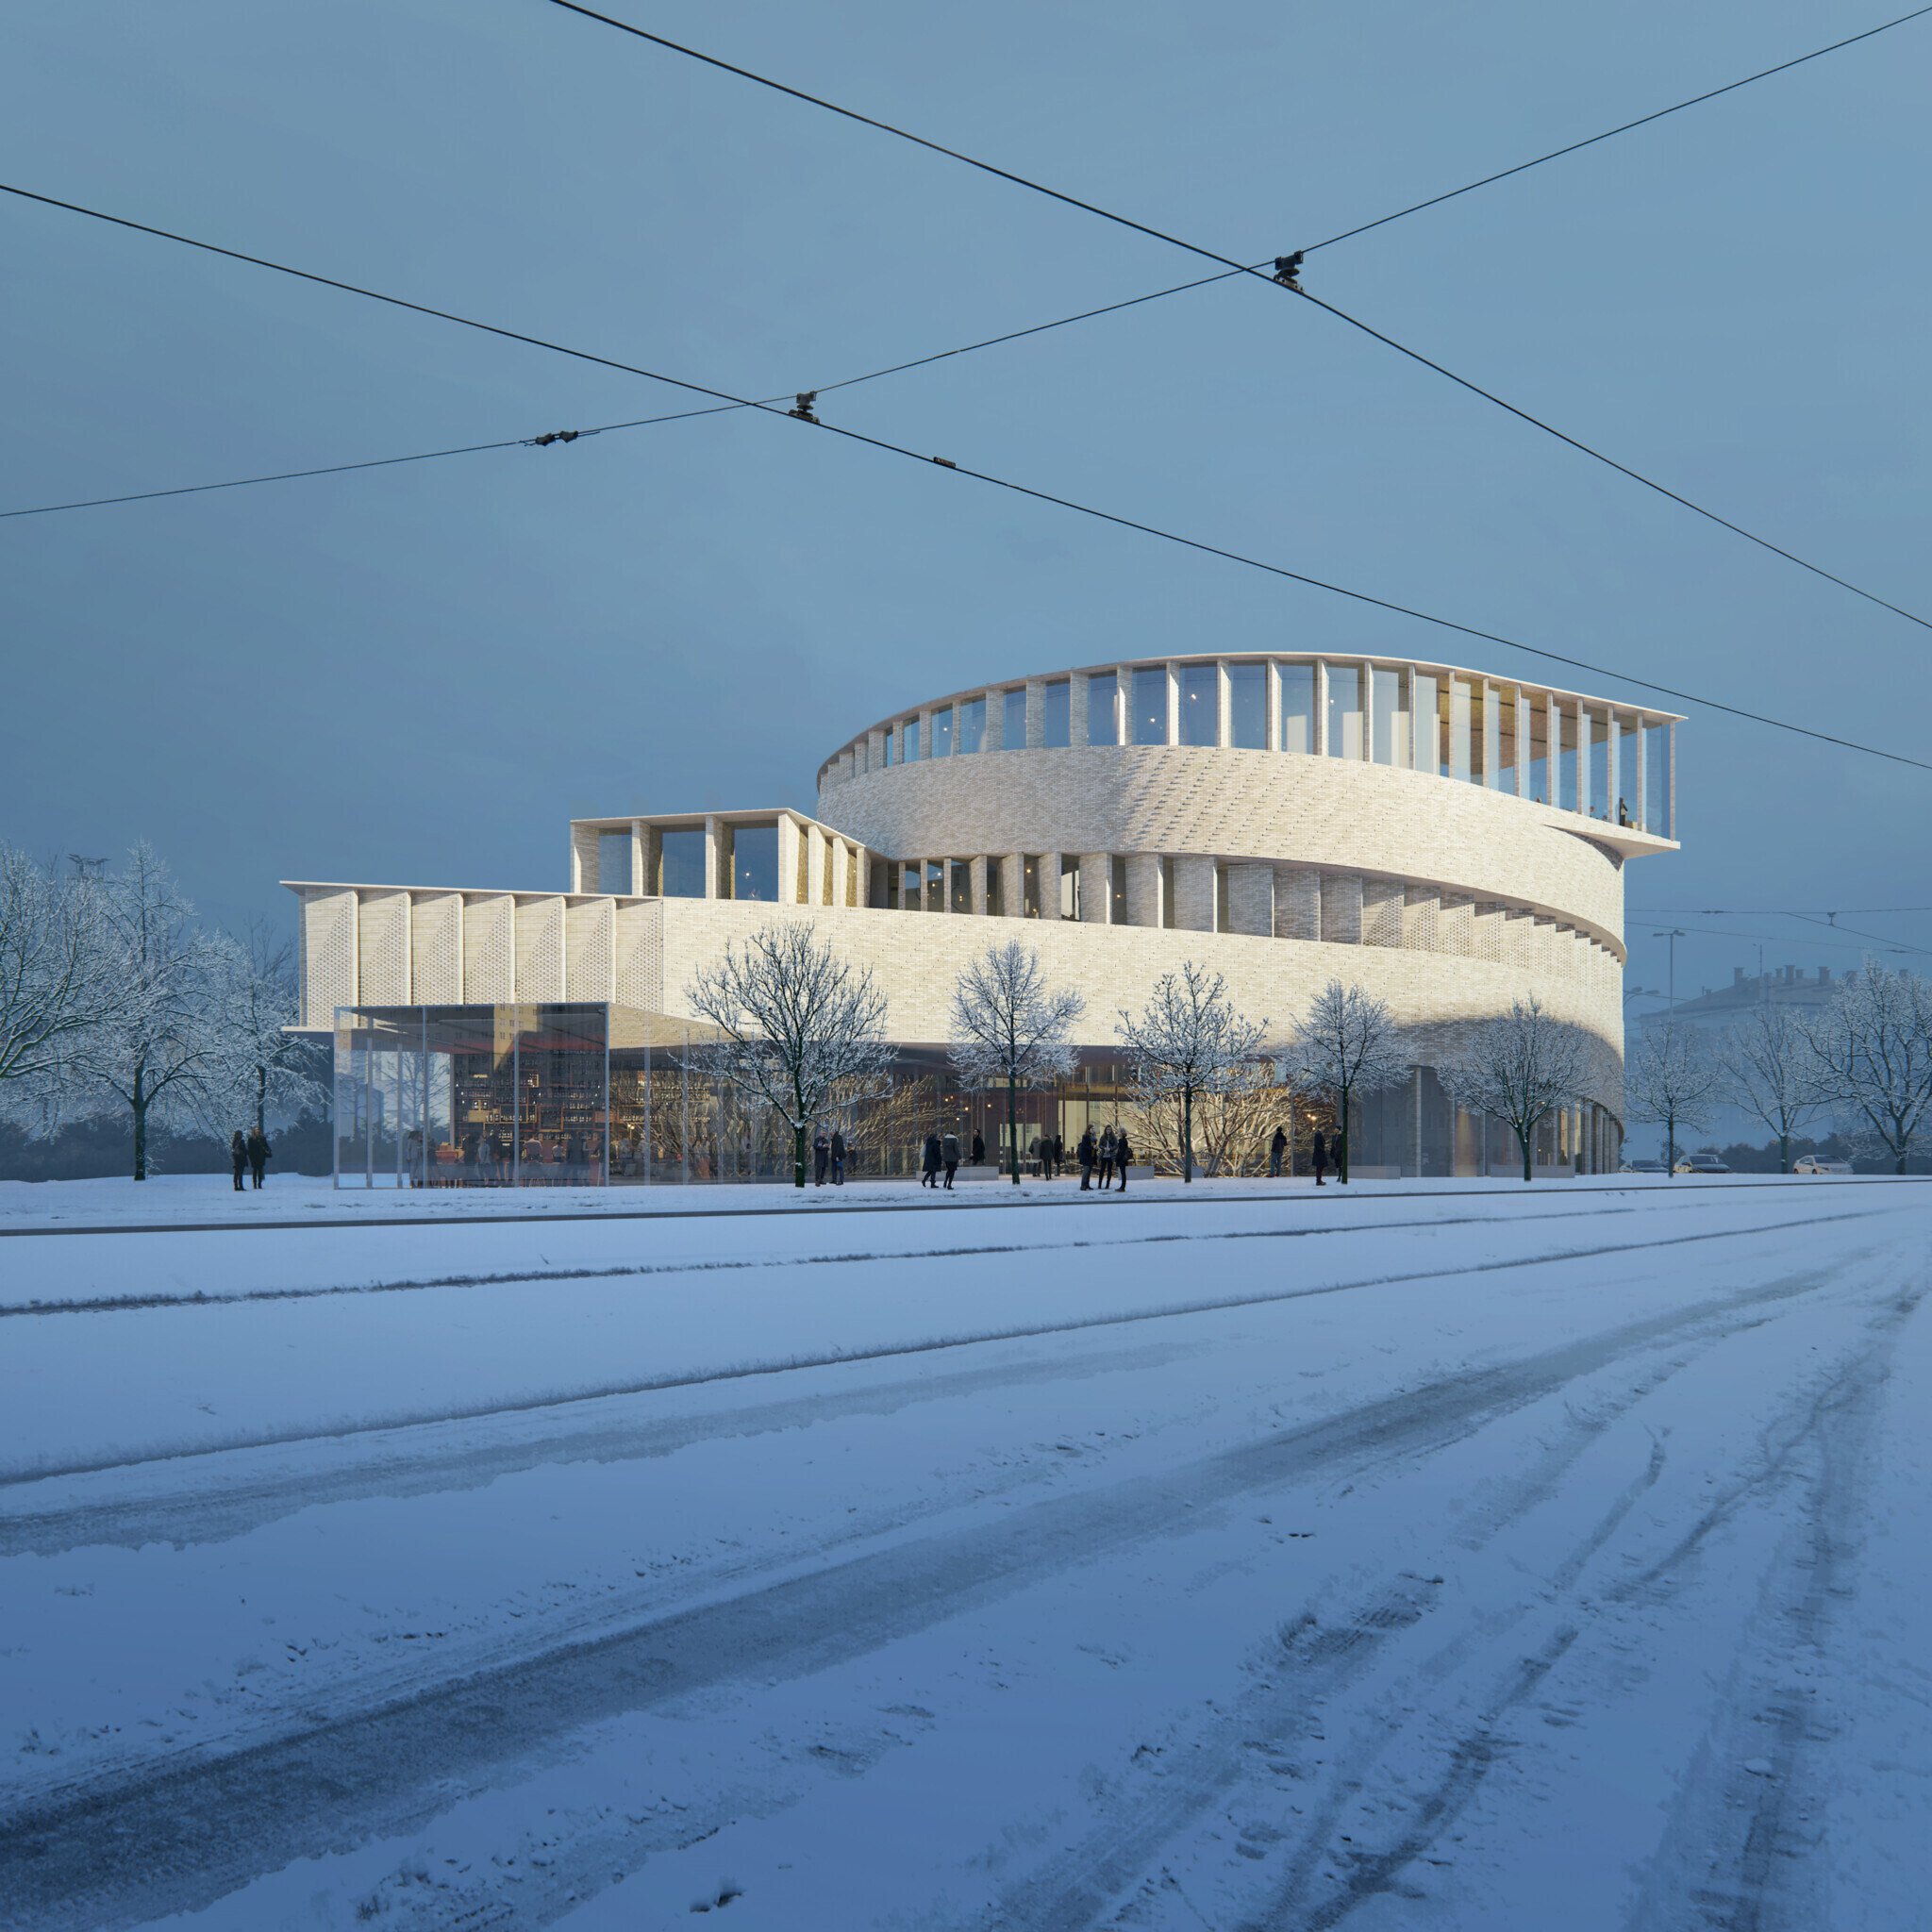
[
  {"x1": 1122, "y1": 1058, "x2": 1293, "y2": 1179},
  {"x1": 1441, "y1": 995, "x2": 1589, "y2": 1182},
  {"x1": 686, "y1": 922, "x2": 892, "y2": 1189},
  {"x1": 1623, "y1": 1020, "x2": 1722, "y2": 1175},
  {"x1": 1279, "y1": 980, "x2": 1408, "y2": 1184},
  {"x1": 949, "y1": 940, "x2": 1084, "y2": 1184},
  {"x1": 69, "y1": 844, "x2": 239, "y2": 1179},
  {"x1": 1719, "y1": 1002, "x2": 1826, "y2": 1174},
  {"x1": 1116, "y1": 961, "x2": 1267, "y2": 1183},
  {"x1": 1805, "y1": 959, "x2": 1932, "y2": 1175},
  {"x1": 0, "y1": 846, "x2": 114, "y2": 1128}
]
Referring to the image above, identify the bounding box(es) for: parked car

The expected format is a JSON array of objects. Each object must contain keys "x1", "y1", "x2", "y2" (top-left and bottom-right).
[
  {"x1": 1619, "y1": 1158, "x2": 1668, "y2": 1174},
  {"x1": 1673, "y1": 1153, "x2": 1731, "y2": 1174},
  {"x1": 1793, "y1": 1155, "x2": 1854, "y2": 1174}
]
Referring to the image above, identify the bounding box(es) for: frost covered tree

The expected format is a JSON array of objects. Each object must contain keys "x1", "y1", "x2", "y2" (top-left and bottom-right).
[
  {"x1": 686, "y1": 922, "x2": 892, "y2": 1189},
  {"x1": 1718, "y1": 1002, "x2": 1827, "y2": 1174},
  {"x1": 1805, "y1": 960, "x2": 1932, "y2": 1175},
  {"x1": 1623, "y1": 1020, "x2": 1722, "y2": 1175},
  {"x1": 1441, "y1": 995, "x2": 1590, "y2": 1183},
  {"x1": 1279, "y1": 980, "x2": 1408, "y2": 1184},
  {"x1": 1116, "y1": 961, "x2": 1266, "y2": 1183},
  {"x1": 948, "y1": 940, "x2": 1084, "y2": 1185},
  {"x1": 0, "y1": 845, "x2": 115, "y2": 1128},
  {"x1": 220, "y1": 920, "x2": 328, "y2": 1137},
  {"x1": 68, "y1": 844, "x2": 243, "y2": 1179}
]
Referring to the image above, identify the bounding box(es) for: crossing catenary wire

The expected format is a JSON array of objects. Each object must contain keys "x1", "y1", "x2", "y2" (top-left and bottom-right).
[
  {"x1": 9, "y1": 7, "x2": 1930, "y2": 523},
  {"x1": 1, "y1": 181, "x2": 1927, "y2": 774},
  {"x1": 553, "y1": 1, "x2": 1932, "y2": 632}
]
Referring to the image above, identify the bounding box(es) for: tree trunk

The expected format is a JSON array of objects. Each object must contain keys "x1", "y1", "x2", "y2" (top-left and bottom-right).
[
  {"x1": 1521, "y1": 1127, "x2": 1534, "y2": 1182},
  {"x1": 1664, "y1": 1113, "x2": 1675, "y2": 1176},
  {"x1": 131, "y1": 1065, "x2": 147, "y2": 1182},
  {"x1": 1181, "y1": 1087, "x2": 1193, "y2": 1183},
  {"x1": 1778, "y1": 1130, "x2": 1790, "y2": 1174},
  {"x1": 256, "y1": 1060, "x2": 267, "y2": 1138},
  {"x1": 1007, "y1": 1074, "x2": 1020, "y2": 1184},
  {"x1": 1337, "y1": 1092, "x2": 1349, "y2": 1184},
  {"x1": 792, "y1": 1120, "x2": 807, "y2": 1189},
  {"x1": 1898, "y1": 1145, "x2": 1909, "y2": 1176}
]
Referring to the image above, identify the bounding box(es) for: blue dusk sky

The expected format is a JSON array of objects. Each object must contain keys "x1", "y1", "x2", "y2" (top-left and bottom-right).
[{"x1": 2, "y1": 0, "x2": 1927, "y2": 1008}]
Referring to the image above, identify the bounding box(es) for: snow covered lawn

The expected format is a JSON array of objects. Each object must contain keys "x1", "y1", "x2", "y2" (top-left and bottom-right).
[{"x1": 2, "y1": 1177, "x2": 1927, "y2": 1929}]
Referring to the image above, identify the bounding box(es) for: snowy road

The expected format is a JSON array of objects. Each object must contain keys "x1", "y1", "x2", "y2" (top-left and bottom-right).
[{"x1": 2, "y1": 1180, "x2": 1927, "y2": 1929}]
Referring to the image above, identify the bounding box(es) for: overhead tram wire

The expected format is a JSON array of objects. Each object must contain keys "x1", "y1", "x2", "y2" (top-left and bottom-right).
[
  {"x1": 1, "y1": 184, "x2": 1929, "y2": 778},
  {"x1": 11, "y1": 10, "x2": 1924, "y2": 523},
  {"x1": 554, "y1": 2, "x2": 1932, "y2": 635}
]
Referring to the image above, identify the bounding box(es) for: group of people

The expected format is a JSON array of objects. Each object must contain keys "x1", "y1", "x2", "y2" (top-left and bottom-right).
[
  {"x1": 1267, "y1": 1124, "x2": 1335, "y2": 1184},
  {"x1": 811, "y1": 1125, "x2": 850, "y2": 1185},
  {"x1": 226, "y1": 1127, "x2": 272, "y2": 1191},
  {"x1": 1073, "y1": 1124, "x2": 1132, "y2": 1191}
]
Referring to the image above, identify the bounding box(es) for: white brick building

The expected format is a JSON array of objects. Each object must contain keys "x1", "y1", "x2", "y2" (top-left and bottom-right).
[{"x1": 292, "y1": 651, "x2": 1678, "y2": 1182}]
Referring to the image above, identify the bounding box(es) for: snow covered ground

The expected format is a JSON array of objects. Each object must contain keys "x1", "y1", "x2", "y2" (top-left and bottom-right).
[{"x1": 2, "y1": 1176, "x2": 1927, "y2": 1929}]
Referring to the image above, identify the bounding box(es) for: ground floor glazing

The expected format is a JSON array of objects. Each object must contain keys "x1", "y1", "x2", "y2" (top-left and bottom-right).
[{"x1": 331, "y1": 1004, "x2": 1621, "y2": 1187}]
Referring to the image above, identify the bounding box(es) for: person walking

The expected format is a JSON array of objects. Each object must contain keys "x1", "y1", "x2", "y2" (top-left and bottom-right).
[
  {"x1": 813, "y1": 1126, "x2": 830, "y2": 1186},
  {"x1": 921, "y1": 1131, "x2": 942, "y2": 1190},
  {"x1": 1027, "y1": 1132, "x2": 1041, "y2": 1178},
  {"x1": 1097, "y1": 1124, "x2": 1116, "y2": 1189},
  {"x1": 1050, "y1": 1132, "x2": 1065, "y2": 1180},
  {"x1": 1312, "y1": 1128, "x2": 1328, "y2": 1188},
  {"x1": 1077, "y1": 1124, "x2": 1097, "y2": 1191},
  {"x1": 1113, "y1": 1127, "x2": 1132, "y2": 1191},
  {"x1": 830, "y1": 1126, "x2": 845, "y2": 1185},
  {"x1": 941, "y1": 1127, "x2": 961, "y2": 1191},
  {"x1": 229, "y1": 1130, "x2": 248, "y2": 1192},
  {"x1": 1269, "y1": 1125, "x2": 1287, "y2": 1178},
  {"x1": 971, "y1": 1129, "x2": 985, "y2": 1166},
  {"x1": 246, "y1": 1126, "x2": 272, "y2": 1190}
]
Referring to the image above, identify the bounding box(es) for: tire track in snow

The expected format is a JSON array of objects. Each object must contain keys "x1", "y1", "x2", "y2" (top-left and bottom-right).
[
  {"x1": 2, "y1": 1205, "x2": 1877, "y2": 1490},
  {"x1": 0, "y1": 1261, "x2": 1878, "y2": 1932},
  {"x1": 0, "y1": 1336, "x2": 1202, "y2": 1558},
  {"x1": 1244, "y1": 1281, "x2": 1924, "y2": 1931}
]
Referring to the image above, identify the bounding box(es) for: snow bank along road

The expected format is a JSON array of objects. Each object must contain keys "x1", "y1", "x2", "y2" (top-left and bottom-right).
[{"x1": 2, "y1": 1182, "x2": 1928, "y2": 1929}]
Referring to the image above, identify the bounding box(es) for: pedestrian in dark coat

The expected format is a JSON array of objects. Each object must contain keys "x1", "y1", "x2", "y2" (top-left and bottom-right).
[
  {"x1": 921, "y1": 1132, "x2": 942, "y2": 1189},
  {"x1": 1269, "y1": 1126, "x2": 1287, "y2": 1177},
  {"x1": 1312, "y1": 1129, "x2": 1328, "y2": 1187},
  {"x1": 1077, "y1": 1125, "x2": 1097, "y2": 1191},
  {"x1": 229, "y1": 1130, "x2": 247, "y2": 1191},
  {"x1": 1113, "y1": 1129, "x2": 1132, "y2": 1191},
  {"x1": 1051, "y1": 1133, "x2": 1065, "y2": 1179},
  {"x1": 830, "y1": 1127, "x2": 846, "y2": 1184},
  {"x1": 1097, "y1": 1125, "x2": 1116, "y2": 1189},
  {"x1": 971, "y1": 1130, "x2": 985, "y2": 1165},
  {"x1": 941, "y1": 1129, "x2": 960, "y2": 1191},
  {"x1": 246, "y1": 1126, "x2": 272, "y2": 1190},
  {"x1": 813, "y1": 1127, "x2": 830, "y2": 1186}
]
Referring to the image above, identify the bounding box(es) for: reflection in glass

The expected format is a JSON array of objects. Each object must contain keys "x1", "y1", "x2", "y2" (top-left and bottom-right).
[
  {"x1": 1644, "y1": 724, "x2": 1669, "y2": 835},
  {"x1": 1059, "y1": 856, "x2": 1080, "y2": 921},
  {"x1": 598, "y1": 831, "x2": 632, "y2": 896},
  {"x1": 1449, "y1": 679, "x2": 1472, "y2": 783},
  {"x1": 1042, "y1": 680, "x2": 1070, "y2": 748},
  {"x1": 951, "y1": 858, "x2": 972, "y2": 911},
  {"x1": 1279, "y1": 662, "x2": 1315, "y2": 755},
  {"x1": 1179, "y1": 662, "x2": 1218, "y2": 745},
  {"x1": 1586, "y1": 710, "x2": 1610, "y2": 818},
  {"x1": 728, "y1": 823, "x2": 779, "y2": 901},
  {"x1": 1023, "y1": 855, "x2": 1041, "y2": 918},
  {"x1": 930, "y1": 708, "x2": 954, "y2": 758},
  {"x1": 901, "y1": 861, "x2": 921, "y2": 909},
  {"x1": 869, "y1": 861, "x2": 899, "y2": 908},
  {"x1": 1324, "y1": 662, "x2": 1362, "y2": 758},
  {"x1": 1228, "y1": 661, "x2": 1266, "y2": 748},
  {"x1": 986, "y1": 862, "x2": 1004, "y2": 917},
  {"x1": 1616, "y1": 714, "x2": 1639, "y2": 824},
  {"x1": 903, "y1": 717, "x2": 922, "y2": 763},
  {"x1": 925, "y1": 859, "x2": 945, "y2": 910},
  {"x1": 1087, "y1": 672, "x2": 1120, "y2": 745},
  {"x1": 659, "y1": 827, "x2": 707, "y2": 898},
  {"x1": 1110, "y1": 857, "x2": 1127, "y2": 923},
  {"x1": 1132, "y1": 666, "x2": 1169, "y2": 745},
  {"x1": 958, "y1": 696, "x2": 985, "y2": 754},
  {"x1": 1370, "y1": 667, "x2": 1407, "y2": 767},
  {"x1": 1491, "y1": 687, "x2": 1512, "y2": 791},
  {"x1": 1003, "y1": 687, "x2": 1027, "y2": 749}
]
